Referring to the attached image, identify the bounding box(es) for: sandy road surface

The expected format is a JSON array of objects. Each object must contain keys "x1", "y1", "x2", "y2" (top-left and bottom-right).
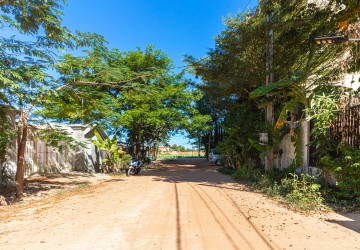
[{"x1": 0, "y1": 159, "x2": 359, "y2": 250}]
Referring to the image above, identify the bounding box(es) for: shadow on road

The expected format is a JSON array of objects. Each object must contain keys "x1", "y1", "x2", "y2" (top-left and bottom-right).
[
  {"x1": 144, "y1": 158, "x2": 360, "y2": 235},
  {"x1": 326, "y1": 213, "x2": 360, "y2": 234},
  {"x1": 144, "y1": 158, "x2": 256, "y2": 192}
]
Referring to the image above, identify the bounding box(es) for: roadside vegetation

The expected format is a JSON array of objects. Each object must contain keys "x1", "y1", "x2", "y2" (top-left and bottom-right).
[
  {"x1": 189, "y1": 0, "x2": 360, "y2": 212},
  {"x1": 218, "y1": 166, "x2": 324, "y2": 211}
]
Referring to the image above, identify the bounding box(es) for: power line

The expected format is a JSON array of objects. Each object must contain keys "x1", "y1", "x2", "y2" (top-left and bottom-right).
[{"x1": 242, "y1": 0, "x2": 254, "y2": 13}]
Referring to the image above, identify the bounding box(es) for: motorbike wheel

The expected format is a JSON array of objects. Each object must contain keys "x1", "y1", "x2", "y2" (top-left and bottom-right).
[{"x1": 127, "y1": 167, "x2": 134, "y2": 176}]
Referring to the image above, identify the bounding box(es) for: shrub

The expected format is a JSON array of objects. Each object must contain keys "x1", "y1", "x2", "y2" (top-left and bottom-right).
[
  {"x1": 279, "y1": 173, "x2": 323, "y2": 210},
  {"x1": 217, "y1": 166, "x2": 237, "y2": 175},
  {"x1": 320, "y1": 146, "x2": 360, "y2": 199},
  {"x1": 232, "y1": 164, "x2": 263, "y2": 183}
]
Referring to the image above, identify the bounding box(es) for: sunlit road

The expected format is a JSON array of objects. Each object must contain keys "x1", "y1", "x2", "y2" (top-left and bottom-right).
[{"x1": 0, "y1": 159, "x2": 359, "y2": 250}]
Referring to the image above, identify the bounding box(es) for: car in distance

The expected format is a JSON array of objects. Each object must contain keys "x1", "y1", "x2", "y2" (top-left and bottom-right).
[{"x1": 209, "y1": 149, "x2": 222, "y2": 165}]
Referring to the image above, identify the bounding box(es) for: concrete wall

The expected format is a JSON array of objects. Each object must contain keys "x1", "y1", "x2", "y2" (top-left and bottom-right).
[
  {"x1": 2, "y1": 124, "x2": 105, "y2": 185},
  {"x1": 271, "y1": 120, "x2": 310, "y2": 171},
  {"x1": 24, "y1": 124, "x2": 104, "y2": 175}
]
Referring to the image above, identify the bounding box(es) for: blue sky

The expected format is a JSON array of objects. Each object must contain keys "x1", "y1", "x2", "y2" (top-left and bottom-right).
[
  {"x1": 63, "y1": 1, "x2": 257, "y2": 66},
  {"x1": 61, "y1": 0, "x2": 257, "y2": 148}
]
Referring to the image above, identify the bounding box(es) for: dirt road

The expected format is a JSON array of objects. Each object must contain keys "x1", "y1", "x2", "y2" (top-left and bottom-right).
[{"x1": 0, "y1": 159, "x2": 359, "y2": 250}]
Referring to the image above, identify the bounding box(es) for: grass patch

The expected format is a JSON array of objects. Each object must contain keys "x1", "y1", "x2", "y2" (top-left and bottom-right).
[
  {"x1": 157, "y1": 154, "x2": 206, "y2": 159},
  {"x1": 219, "y1": 166, "x2": 325, "y2": 211}
]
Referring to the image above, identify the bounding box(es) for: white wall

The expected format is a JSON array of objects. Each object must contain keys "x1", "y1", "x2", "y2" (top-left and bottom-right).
[{"x1": 3, "y1": 124, "x2": 105, "y2": 184}]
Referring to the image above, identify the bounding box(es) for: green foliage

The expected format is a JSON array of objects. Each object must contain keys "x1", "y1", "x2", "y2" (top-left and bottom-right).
[
  {"x1": 279, "y1": 173, "x2": 324, "y2": 211},
  {"x1": 89, "y1": 128, "x2": 133, "y2": 173},
  {"x1": 47, "y1": 45, "x2": 203, "y2": 159},
  {"x1": 248, "y1": 122, "x2": 291, "y2": 160},
  {"x1": 320, "y1": 146, "x2": 360, "y2": 199},
  {"x1": 214, "y1": 103, "x2": 265, "y2": 169},
  {"x1": 170, "y1": 144, "x2": 186, "y2": 152},
  {"x1": 217, "y1": 166, "x2": 237, "y2": 175},
  {"x1": 249, "y1": 73, "x2": 304, "y2": 99},
  {"x1": 233, "y1": 164, "x2": 264, "y2": 183},
  {"x1": 0, "y1": 107, "x2": 17, "y2": 185},
  {"x1": 0, "y1": 0, "x2": 67, "y2": 37},
  {"x1": 306, "y1": 93, "x2": 340, "y2": 162},
  {"x1": 0, "y1": 0, "x2": 106, "y2": 195},
  {"x1": 115, "y1": 153, "x2": 132, "y2": 172},
  {"x1": 187, "y1": 0, "x2": 360, "y2": 175},
  {"x1": 221, "y1": 164, "x2": 324, "y2": 210},
  {"x1": 89, "y1": 129, "x2": 119, "y2": 164},
  {"x1": 37, "y1": 126, "x2": 86, "y2": 153},
  {"x1": 0, "y1": 0, "x2": 105, "y2": 111},
  {"x1": 0, "y1": 107, "x2": 16, "y2": 163}
]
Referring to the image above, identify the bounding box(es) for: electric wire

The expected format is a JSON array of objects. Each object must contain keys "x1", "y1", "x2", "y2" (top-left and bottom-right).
[{"x1": 242, "y1": 0, "x2": 253, "y2": 13}]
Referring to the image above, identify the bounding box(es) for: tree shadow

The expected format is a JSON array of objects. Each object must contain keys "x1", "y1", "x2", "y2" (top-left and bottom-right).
[
  {"x1": 143, "y1": 158, "x2": 256, "y2": 193},
  {"x1": 24, "y1": 179, "x2": 91, "y2": 194},
  {"x1": 0, "y1": 172, "x2": 109, "y2": 203},
  {"x1": 325, "y1": 213, "x2": 360, "y2": 234}
]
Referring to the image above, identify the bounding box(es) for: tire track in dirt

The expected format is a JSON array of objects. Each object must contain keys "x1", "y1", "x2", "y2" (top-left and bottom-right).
[
  {"x1": 174, "y1": 183, "x2": 182, "y2": 250},
  {"x1": 127, "y1": 177, "x2": 152, "y2": 250},
  {"x1": 188, "y1": 183, "x2": 248, "y2": 250},
  {"x1": 192, "y1": 183, "x2": 255, "y2": 249},
  {"x1": 214, "y1": 184, "x2": 280, "y2": 250},
  {"x1": 188, "y1": 183, "x2": 209, "y2": 249}
]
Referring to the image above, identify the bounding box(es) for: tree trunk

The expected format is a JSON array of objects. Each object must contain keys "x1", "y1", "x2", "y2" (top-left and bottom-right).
[
  {"x1": 15, "y1": 124, "x2": 28, "y2": 197},
  {"x1": 198, "y1": 138, "x2": 201, "y2": 158},
  {"x1": 207, "y1": 132, "x2": 211, "y2": 160},
  {"x1": 154, "y1": 144, "x2": 159, "y2": 160}
]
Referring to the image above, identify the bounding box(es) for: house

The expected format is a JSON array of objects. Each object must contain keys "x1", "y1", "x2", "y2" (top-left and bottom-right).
[
  {"x1": 1, "y1": 121, "x2": 107, "y2": 186},
  {"x1": 23, "y1": 124, "x2": 106, "y2": 174}
]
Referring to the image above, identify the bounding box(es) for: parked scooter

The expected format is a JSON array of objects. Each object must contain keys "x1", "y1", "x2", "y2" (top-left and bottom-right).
[{"x1": 127, "y1": 158, "x2": 142, "y2": 176}]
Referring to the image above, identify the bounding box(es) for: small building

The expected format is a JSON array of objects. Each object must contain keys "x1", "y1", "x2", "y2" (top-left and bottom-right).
[
  {"x1": 1, "y1": 121, "x2": 106, "y2": 186},
  {"x1": 23, "y1": 124, "x2": 106, "y2": 175}
]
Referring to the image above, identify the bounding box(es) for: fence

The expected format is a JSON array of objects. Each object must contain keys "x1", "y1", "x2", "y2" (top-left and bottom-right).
[{"x1": 331, "y1": 104, "x2": 360, "y2": 148}]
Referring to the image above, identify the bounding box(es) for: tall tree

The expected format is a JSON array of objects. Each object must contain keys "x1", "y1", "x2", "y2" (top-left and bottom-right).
[
  {"x1": 42, "y1": 46, "x2": 207, "y2": 160},
  {"x1": 0, "y1": 0, "x2": 104, "y2": 196},
  {"x1": 187, "y1": 0, "x2": 360, "y2": 167}
]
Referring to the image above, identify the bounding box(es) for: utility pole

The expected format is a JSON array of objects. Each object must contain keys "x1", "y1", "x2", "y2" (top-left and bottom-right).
[{"x1": 265, "y1": 11, "x2": 274, "y2": 171}]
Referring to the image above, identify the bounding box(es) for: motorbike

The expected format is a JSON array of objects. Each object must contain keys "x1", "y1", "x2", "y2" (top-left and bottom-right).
[{"x1": 127, "y1": 158, "x2": 142, "y2": 176}]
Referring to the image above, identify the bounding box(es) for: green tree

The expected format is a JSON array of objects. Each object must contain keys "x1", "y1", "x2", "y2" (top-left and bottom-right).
[
  {"x1": 42, "y1": 45, "x2": 204, "y2": 160},
  {"x1": 186, "y1": 10, "x2": 266, "y2": 165},
  {"x1": 187, "y1": 0, "x2": 360, "y2": 168},
  {"x1": 0, "y1": 0, "x2": 104, "y2": 196},
  {"x1": 0, "y1": 106, "x2": 17, "y2": 186}
]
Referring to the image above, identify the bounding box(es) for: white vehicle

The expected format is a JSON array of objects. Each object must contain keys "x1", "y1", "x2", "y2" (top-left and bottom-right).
[{"x1": 209, "y1": 149, "x2": 221, "y2": 165}]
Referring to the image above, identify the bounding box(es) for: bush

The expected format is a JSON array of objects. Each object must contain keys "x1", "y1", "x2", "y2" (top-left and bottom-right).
[
  {"x1": 279, "y1": 173, "x2": 323, "y2": 210},
  {"x1": 219, "y1": 164, "x2": 324, "y2": 211},
  {"x1": 217, "y1": 166, "x2": 237, "y2": 175},
  {"x1": 233, "y1": 165, "x2": 263, "y2": 183},
  {"x1": 320, "y1": 146, "x2": 360, "y2": 199}
]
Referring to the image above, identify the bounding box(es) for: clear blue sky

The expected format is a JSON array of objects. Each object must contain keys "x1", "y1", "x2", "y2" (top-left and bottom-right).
[{"x1": 62, "y1": 0, "x2": 258, "y2": 148}]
